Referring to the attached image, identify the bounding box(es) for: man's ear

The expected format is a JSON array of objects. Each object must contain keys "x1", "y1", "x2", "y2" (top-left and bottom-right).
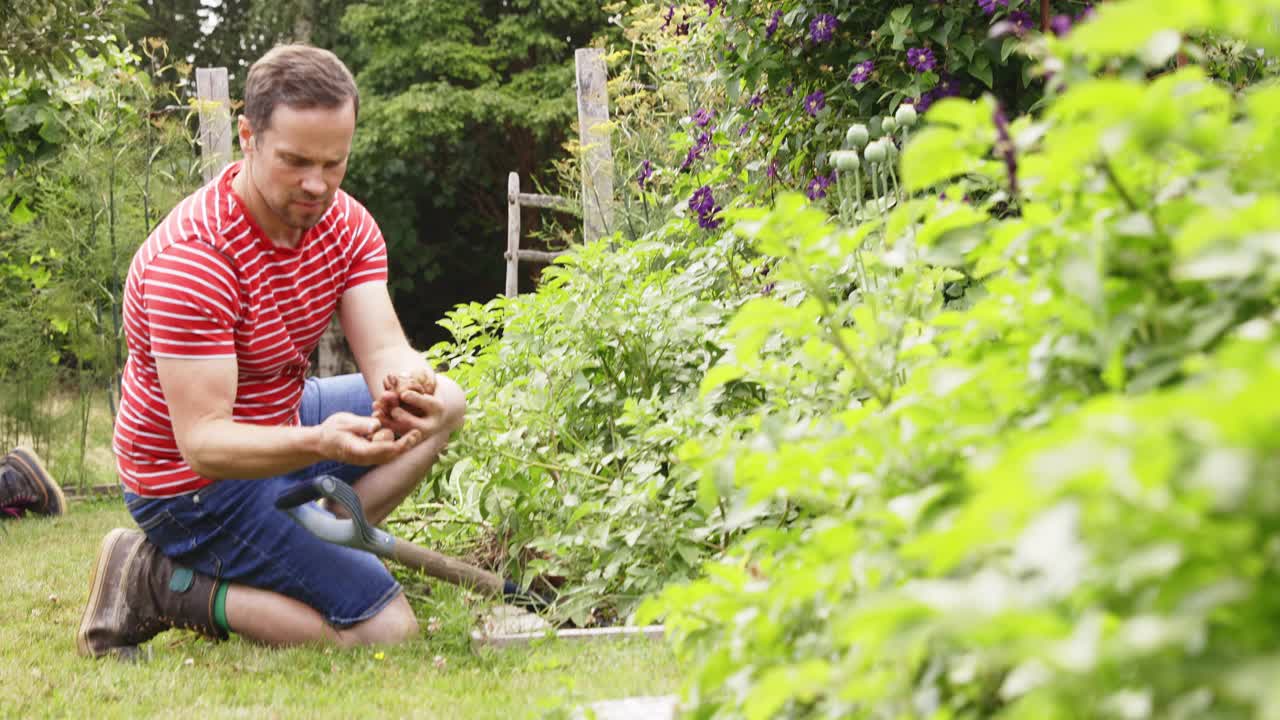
[{"x1": 237, "y1": 115, "x2": 255, "y2": 159}]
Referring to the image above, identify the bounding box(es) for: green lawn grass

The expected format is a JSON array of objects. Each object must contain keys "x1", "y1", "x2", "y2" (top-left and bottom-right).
[{"x1": 0, "y1": 498, "x2": 682, "y2": 719}]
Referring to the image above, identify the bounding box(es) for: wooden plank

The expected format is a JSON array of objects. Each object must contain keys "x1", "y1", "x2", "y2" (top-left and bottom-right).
[
  {"x1": 513, "y1": 249, "x2": 567, "y2": 264},
  {"x1": 574, "y1": 48, "x2": 615, "y2": 243},
  {"x1": 516, "y1": 192, "x2": 573, "y2": 211},
  {"x1": 506, "y1": 172, "x2": 521, "y2": 298},
  {"x1": 195, "y1": 67, "x2": 233, "y2": 183},
  {"x1": 471, "y1": 624, "x2": 666, "y2": 650}
]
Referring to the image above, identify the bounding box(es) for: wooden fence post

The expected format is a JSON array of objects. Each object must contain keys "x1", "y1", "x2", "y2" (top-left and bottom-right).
[
  {"x1": 195, "y1": 67, "x2": 232, "y2": 184},
  {"x1": 575, "y1": 48, "x2": 615, "y2": 243},
  {"x1": 506, "y1": 172, "x2": 522, "y2": 297}
]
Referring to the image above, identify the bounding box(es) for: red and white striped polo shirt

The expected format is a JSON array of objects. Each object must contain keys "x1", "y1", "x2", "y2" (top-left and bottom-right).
[{"x1": 114, "y1": 160, "x2": 388, "y2": 497}]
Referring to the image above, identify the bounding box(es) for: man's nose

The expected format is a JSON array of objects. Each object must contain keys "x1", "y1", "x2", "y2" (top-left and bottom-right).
[{"x1": 300, "y1": 171, "x2": 326, "y2": 197}]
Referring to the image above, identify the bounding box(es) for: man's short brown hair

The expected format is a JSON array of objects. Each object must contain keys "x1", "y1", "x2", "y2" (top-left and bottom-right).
[{"x1": 242, "y1": 44, "x2": 359, "y2": 133}]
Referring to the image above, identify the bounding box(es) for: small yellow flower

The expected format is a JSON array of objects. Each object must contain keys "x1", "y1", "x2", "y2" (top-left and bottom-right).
[{"x1": 374, "y1": 651, "x2": 385, "y2": 661}]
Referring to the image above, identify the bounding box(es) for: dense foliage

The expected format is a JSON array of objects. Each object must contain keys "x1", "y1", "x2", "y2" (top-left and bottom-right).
[
  {"x1": 338, "y1": 0, "x2": 620, "y2": 342},
  {"x1": 0, "y1": 42, "x2": 202, "y2": 479},
  {"x1": 1, "y1": 0, "x2": 142, "y2": 79},
  {"x1": 410, "y1": 0, "x2": 1280, "y2": 718}
]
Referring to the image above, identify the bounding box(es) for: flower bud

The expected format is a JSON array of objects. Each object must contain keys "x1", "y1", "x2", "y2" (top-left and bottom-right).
[
  {"x1": 863, "y1": 139, "x2": 887, "y2": 163},
  {"x1": 830, "y1": 150, "x2": 861, "y2": 171},
  {"x1": 845, "y1": 123, "x2": 870, "y2": 148},
  {"x1": 895, "y1": 103, "x2": 918, "y2": 128},
  {"x1": 880, "y1": 116, "x2": 897, "y2": 134}
]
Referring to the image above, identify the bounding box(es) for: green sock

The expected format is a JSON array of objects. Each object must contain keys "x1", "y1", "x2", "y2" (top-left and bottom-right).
[{"x1": 212, "y1": 581, "x2": 232, "y2": 633}]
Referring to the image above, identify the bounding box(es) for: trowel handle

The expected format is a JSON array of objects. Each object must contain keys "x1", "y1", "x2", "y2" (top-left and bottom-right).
[{"x1": 388, "y1": 541, "x2": 506, "y2": 596}]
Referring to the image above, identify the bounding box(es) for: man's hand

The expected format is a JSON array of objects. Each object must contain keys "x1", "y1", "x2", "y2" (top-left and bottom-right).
[
  {"x1": 318, "y1": 411, "x2": 423, "y2": 465},
  {"x1": 371, "y1": 369, "x2": 443, "y2": 437}
]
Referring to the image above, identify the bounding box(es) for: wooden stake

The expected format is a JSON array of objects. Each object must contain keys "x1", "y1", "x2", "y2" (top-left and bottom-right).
[
  {"x1": 506, "y1": 172, "x2": 522, "y2": 298},
  {"x1": 574, "y1": 48, "x2": 615, "y2": 243},
  {"x1": 195, "y1": 67, "x2": 232, "y2": 183}
]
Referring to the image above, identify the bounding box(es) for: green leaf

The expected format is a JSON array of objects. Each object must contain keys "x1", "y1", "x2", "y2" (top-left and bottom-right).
[
  {"x1": 1065, "y1": 0, "x2": 1209, "y2": 58},
  {"x1": 901, "y1": 127, "x2": 966, "y2": 192},
  {"x1": 970, "y1": 55, "x2": 993, "y2": 89},
  {"x1": 700, "y1": 363, "x2": 746, "y2": 396},
  {"x1": 1001, "y1": 36, "x2": 1020, "y2": 63},
  {"x1": 7, "y1": 197, "x2": 35, "y2": 225}
]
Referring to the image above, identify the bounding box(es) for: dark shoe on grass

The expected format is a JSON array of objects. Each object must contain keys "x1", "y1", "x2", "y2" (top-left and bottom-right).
[
  {"x1": 0, "y1": 446, "x2": 65, "y2": 517},
  {"x1": 77, "y1": 528, "x2": 227, "y2": 660}
]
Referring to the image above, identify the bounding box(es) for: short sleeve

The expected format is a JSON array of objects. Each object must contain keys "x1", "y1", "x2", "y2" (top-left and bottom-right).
[
  {"x1": 342, "y1": 199, "x2": 389, "y2": 291},
  {"x1": 142, "y1": 242, "x2": 239, "y2": 358}
]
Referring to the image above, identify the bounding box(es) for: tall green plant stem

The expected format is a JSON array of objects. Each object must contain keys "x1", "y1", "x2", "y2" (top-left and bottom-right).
[{"x1": 786, "y1": 248, "x2": 892, "y2": 407}]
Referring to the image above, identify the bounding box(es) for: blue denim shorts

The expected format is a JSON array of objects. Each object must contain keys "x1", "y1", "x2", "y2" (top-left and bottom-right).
[{"x1": 122, "y1": 373, "x2": 401, "y2": 629}]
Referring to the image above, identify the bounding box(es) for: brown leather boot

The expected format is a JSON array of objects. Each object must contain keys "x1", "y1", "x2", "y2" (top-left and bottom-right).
[
  {"x1": 0, "y1": 446, "x2": 66, "y2": 517},
  {"x1": 77, "y1": 528, "x2": 228, "y2": 660}
]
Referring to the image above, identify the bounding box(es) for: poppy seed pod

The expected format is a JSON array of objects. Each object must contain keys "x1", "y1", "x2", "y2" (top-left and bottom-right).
[
  {"x1": 830, "y1": 150, "x2": 861, "y2": 171},
  {"x1": 863, "y1": 139, "x2": 888, "y2": 163},
  {"x1": 845, "y1": 123, "x2": 870, "y2": 149},
  {"x1": 895, "y1": 103, "x2": 918, "y2": 128}
]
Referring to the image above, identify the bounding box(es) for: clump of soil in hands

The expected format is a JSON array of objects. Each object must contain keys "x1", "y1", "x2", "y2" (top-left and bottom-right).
[{"x1": 383, "y1": 369, "x2": 436, "y2": 396}]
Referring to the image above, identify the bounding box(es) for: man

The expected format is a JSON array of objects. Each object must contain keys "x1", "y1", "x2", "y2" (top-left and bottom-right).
[
  {"x1": 0, "y1": 446, "x2": 65, "y2": 519},
  {"x1": 77, "y1": 44, "x2": 466, "y2": 659}
]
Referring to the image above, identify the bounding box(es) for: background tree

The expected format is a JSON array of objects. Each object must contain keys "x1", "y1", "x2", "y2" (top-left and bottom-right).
[
  {"x1": 0, "y1": 0, "x2": 142, "y2": 79},
  {"x1": 338, "y1": 0, "x2": 618, "y2": 344}
]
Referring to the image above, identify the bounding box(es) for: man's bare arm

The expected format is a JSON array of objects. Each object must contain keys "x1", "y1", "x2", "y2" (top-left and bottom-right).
[
  {"x1": 156, "y1": 355, "x2": 421, "y2": 480},
  {"x1": 339, "y1": 282, "x2": 466, "y2": 435}
]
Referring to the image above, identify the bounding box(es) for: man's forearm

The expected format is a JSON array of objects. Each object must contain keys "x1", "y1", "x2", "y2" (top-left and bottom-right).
[
  {"x1": 362, "y1": 345, "x2": 434, "y2": 399},
  {"x1": 183, "y1": 418, "x2": 326, "y2": 481}
]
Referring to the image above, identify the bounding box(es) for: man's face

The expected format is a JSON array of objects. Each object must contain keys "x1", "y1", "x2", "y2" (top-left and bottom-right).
[{"x1": 238, "y1": 100, "x2": 356, "y2": 231}]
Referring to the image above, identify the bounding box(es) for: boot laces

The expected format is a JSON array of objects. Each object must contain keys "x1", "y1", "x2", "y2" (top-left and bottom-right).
[{"x1": 1, "y1": 494, "x2": 37, "y2": 518}]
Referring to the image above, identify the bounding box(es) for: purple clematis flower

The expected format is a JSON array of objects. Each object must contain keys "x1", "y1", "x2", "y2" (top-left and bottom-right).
[
  {"x1": 806, "y1": 171, "x2": 835, "y2": 200},
  {"x1": 803, "y1": 90, "x2": 825, "y2": 116},
  {"x1": 680, "y1": 132, "x2": 712, "y2": 171},
  {"x1": 1050, "y1": 13, "x2": 1073, "y2": 36},
  {"x1": 765, "y1": 9, "x2": 782, "y2": 38},
  {"x1": 1008, "y1": 10, "x2": 1034, "y2": 35},
  {"x1": 809, "y1": 13, "x2": 837, "y2": 43},
  {"x1": 914, "y1": 71, "x2": 961, "y2": 112},
  {"x1": 689, "y1": 185, "x2": 723, "y2": 229},
  {"x1": 907, "y1": 47, "x2": 936, "y2": 73},
  {"x1": 636, "y1": 160, "x2": 653, "y2": 191},
  {"x1": 849, "y1": 60, "x2": 874, "y2": 85}
]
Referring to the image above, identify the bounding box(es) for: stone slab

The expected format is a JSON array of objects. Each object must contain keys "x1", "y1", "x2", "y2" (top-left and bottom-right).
[{"x1": 574, "y1": 695, "x2": 679, "y2": 720}]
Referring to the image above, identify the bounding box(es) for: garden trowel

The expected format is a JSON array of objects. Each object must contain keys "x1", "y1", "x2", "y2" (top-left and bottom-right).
[{"x1": 275, "y1": 475, "x2": 553, "y2": 612}]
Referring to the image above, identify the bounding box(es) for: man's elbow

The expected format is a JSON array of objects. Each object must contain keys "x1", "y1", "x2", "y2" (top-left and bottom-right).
[{"x1": 176, "y1": 426, "x2": 225, "y2": 480}]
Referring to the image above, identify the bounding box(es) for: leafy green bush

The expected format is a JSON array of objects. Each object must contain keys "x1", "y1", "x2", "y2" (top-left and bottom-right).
[
  {"x1": 0, "y1": 42, "x2": 201, "y2": 482},
  {"x1": 420, "y1": 229, "x2": 766, "y2": 625},
  {"x1": 633, "y1": 2, "x2": 1280, "y2": 717}
]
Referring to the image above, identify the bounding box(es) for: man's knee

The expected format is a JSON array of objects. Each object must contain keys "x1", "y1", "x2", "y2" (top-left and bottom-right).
[
  {"x1": 346, "y1": 594, "x2": 418, "y2": 645},
  {"x1": 435, "y1": 374, "x2": 467, "y2": 433}
]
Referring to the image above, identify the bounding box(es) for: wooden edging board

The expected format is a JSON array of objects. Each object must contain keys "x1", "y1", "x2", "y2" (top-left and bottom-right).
[{"x1": 470, "y1": 624, "x2": 666, "y2": 650}]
